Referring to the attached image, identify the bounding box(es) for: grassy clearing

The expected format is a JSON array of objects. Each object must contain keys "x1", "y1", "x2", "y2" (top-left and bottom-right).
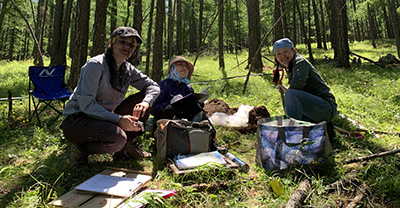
[{"x1": 1, "y1": 40, "x2": 400, "y2": 207}]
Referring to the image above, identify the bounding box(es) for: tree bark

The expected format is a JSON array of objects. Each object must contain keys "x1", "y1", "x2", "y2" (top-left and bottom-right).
[
  {"x1": 151, "y1": 0, "x2": 165, "y2": 82},
  {"x1": 218, "y1": 0, "x2": 224, "y2": 69},
  {"x1": 367, "y1": 3, "x2": 377, "y2": 48},
  {"x1": 50, "y1": 0, "x2": 64, "y2": 66},
  {"x1": 91, "y1": 0, "x2": 109, "y2": 57},
  {"x1": 8, "y1": 23, "x2": 15, "y2": 61},
  {"x1": 198, "y1": 0, "x2": 204, "y2": 51},
  {"x1": 110, "y1": 0, "x2": 117, "y2": 32},
  {"x1": 189, "y1": 0, "x2": 197, "y2": 53},
  {"x1": 0, "y1": 0, "x2": 9, "y2": 35},
  {"x1": 133, "y1": 0, "x2": 142, "y2": 32},
  {"x1": 167, "y1": 0, "x2": 174, "y2": 59},
  {"x1": 247, "y1": 0, "x2": 263, "y2": 72},
  {"x1": 306, "y1": 0, "x2": 314, "y2": 63},
  {"x1": 176, "y1": 0, "x2": 182, "y2": 55},
  {"x1": 274, "y1": 0, "x2": 283, "y2": 40},
  {"x1": 319, "y1": 0, "x2": 327, "y2": 49},
  {"x1": 128, "y1": 0, "x2": 142, "y2": 66},
  {"x1": 387, "y1": 0, "x2": 400, "y2": 58},
  {"x1": 145, "y1": 0, "x2": 155, "y2": 75},
  {"x1": 328, "y1": 0, "x2": 350, "y2": 68},
  {"x1": 285, "y1": 179, "x2": 311, "y2": 208},
  {"x1": 60, "y1": 0, "x2": 73, "y2": 64},
  {"x1": 312, "y1": 0, "x2": 322, "y2": 48},
  {"x1": 33, "y1": 0, "x2": 45, "y2": 66},
  {"x1": 69, "y1": 0, "x2": 91, "y2": 89}
]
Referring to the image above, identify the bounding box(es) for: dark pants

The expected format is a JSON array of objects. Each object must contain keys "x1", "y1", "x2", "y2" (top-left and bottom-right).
[{"x1": 61, "y1": 91, "x2": 151, "y2": 155}]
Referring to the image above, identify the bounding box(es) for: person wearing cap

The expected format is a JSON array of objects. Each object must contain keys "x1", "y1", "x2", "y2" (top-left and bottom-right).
[
  {"x1": 61, "y1": 27, "x2": 160, "y2": 168},
  {"x1": 151, "y1": 56, "x2": 195, "y2": 121},
  {"x1": 272, "y1": 38, "x2": 337, "y2": 138}
]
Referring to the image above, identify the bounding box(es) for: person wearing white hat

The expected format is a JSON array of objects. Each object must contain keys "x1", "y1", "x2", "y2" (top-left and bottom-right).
[{"x1": 151, "y1": 56, "x2": 195, "y2": 121}]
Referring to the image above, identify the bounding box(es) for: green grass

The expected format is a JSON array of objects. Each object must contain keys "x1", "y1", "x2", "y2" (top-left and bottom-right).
[{"x1": 1, "y1": 40, "x2": 400, "y2": 207}]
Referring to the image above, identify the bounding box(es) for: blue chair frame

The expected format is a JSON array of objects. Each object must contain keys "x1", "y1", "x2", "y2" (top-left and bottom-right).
[{"x1": 29, "y1": 65, "x2": 72, "y2": 126}]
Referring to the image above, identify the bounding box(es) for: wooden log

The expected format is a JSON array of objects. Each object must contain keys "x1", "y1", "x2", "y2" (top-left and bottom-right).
[
  {"x1": 345, "y1": 184, "x2": 367, "y2": 208},
  {"x1": 285, "y1": 179, "x2": 311, "y2": 208},
  {"x1": 349, "y1": 51, "x2": 385, "y2": 68},
  {"x1": 344, "y1": 148, "x2": 400, "y2": 164}
]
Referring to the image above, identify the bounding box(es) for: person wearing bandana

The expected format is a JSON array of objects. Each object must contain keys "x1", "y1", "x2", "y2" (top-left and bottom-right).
[
  {"x1": 151, "y1": 56, "x2": 195, "y2": 121},
  {"x1": 61, "y1": 27, "x2": 160, "y2": 168}
]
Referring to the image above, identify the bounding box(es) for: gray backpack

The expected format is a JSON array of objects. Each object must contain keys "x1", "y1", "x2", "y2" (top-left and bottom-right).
[{"x1": 154, "y1": 118, "x2": 215, "y2": 163}]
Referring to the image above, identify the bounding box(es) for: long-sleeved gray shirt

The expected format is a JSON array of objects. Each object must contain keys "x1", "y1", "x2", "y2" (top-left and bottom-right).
[{"x1": 62, "y1": 54, "x2": 160, "y2": 123}]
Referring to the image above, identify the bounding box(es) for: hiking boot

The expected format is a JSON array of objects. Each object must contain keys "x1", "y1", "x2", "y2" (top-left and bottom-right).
[
  {"x1": 66, "y1": 143, "x2": 88, "y2": 168},
  {"x1": 327, "y1": 121, "x2": 336, "y2": 141},
  {"x1": 113, "y1": 141, "x2": 151, "y2": 160}
]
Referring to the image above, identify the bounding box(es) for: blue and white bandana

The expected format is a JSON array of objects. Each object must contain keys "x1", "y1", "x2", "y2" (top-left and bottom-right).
[{"x1": 166, "y1": 64, "x2": 190, "y2": 84}]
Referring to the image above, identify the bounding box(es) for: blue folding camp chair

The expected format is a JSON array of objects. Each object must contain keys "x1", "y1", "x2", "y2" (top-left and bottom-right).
[{"x1": 29, "y1": 65, "x2": 72, "y2": 126}]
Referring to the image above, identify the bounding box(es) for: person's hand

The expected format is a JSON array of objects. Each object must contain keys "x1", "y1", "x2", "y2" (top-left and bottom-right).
[
  {"x1": 132, "y1": 101, "x2": 149, "y2": 120},
  {"x1": 117, "y1": 115, "x2": 143, "y2": 132},
  {"x1": 276, "y1": 84, "x2": 288, "y2": 94}
]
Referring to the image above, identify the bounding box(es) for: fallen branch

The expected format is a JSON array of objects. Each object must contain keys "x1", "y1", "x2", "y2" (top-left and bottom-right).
[
  {"x1": 345, "y1": 183, "x2": 367, "y2": 208},
  {"x1": 285, "y1": 179, "x2": 311, "y2": 208},
  {"x1": 191, "y1": 72, "x2": 272, "y2": 85},
  {"x1": 220, "y1": 140, "x2": 241, "y2": 148},
  {"x1": 356, "y1": 128, "x2": 400, "y2": 137},
  {"x1": 349, "y1": 51, "x2": 384, "y2": 68},
  {"x1": 344, "y1": 148, "x2": 400, "y2": 164}
]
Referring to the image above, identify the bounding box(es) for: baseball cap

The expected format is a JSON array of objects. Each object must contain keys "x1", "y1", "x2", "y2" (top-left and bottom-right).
[
  {"x1": 110, "y1": 27, "x2": 143, "y2": 44},
  {"x1": 273, "y1": 38, "x2": 293, "y2": 52}
]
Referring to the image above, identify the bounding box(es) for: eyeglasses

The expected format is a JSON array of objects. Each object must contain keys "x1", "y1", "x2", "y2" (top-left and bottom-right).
[{"x1": 117, "y1": 39, "x2": 138, "y2": 49}]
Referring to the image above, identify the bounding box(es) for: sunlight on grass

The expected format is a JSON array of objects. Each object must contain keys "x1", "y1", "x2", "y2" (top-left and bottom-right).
[{"x1": 1, "y1": 40, "x2": 400, "y2": 207}]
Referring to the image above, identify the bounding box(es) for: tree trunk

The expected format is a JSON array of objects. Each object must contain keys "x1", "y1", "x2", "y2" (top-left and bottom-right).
[
  {"x1": 319, "y1": 0, "x2": 327, "y2": 50},
  {"x1": 0, "y1": 0, "x2": 9, "y2": 35},
  {"x1": 33, "y1": 0, "x2": 45, "y2": 66},
  {"x1": 8, "y1": 23, "x2": 15, "y2": 61},
  {"x1": 328, "y1": 0, "x2": 350, "y2": 68},
  {"x1": 247, "y1": 0, "x2": 263, "y2": 72},
  {"x1": 198, "y1": 0, "x2": 204, "y2": 51},
  {"x1": 151, "y1": 0, "x2": 165, "y2": 82},
  {"x1": 296, "y1": 1, "x2": 307, "y2": 48},
  {"x1": 274, "y1": 0, "x2": 283, "y2": 40},
  {"x1": 292, "y1": 2, "x2": 296, "y2": 45},
  {"x1": 176, "y1": 0, "x2": 182, "y2": 55},
  {"x1": 167, "y1": 0, "x2": 174, "y2": 59},
  {"x1": 133, "y1": 0, "x2": 142, "y2": 32},
  {"x1": 110, "y1": 0, "x2": 117, "y2": 32},
  {"x1": 281, "y1": 0, "x2": 289, "y2": 38},
  {"x1": 383, "y1": 5, "x2": 394, "y2": 38},
  {"x1": 387, "y1": 0, "x2": 400, "y2": 58},
  {"x1": 145, "y1": 0, "x2": 155, "y2": 75},
  {"x1": 189, "y1": 0, "x2": 197, "y2": 53},
  {"x1": 124, "y1": 0, "x2": 131, "y2": 26},
  {"x1": 307, "y1": 0, "x2": 314, "y2": 63},
  {"x1": 352, "y1": 0, "x2": 361, "y2": 41},
  {"x1": 312, "y1": 0, "x2": 322, "y2": 48},
  {"x1": 91, "y1": 0, "x2": 109, "y2": 57},
  {"x1": 50, "y1": 0, "x2": 64, "y2": 66},
  {"x1": 218, "y1": 0, "x2": 224, "y2": 69},
  {"x1": 128, "y1": 0, "x2": 142, "y2": 66},
  {"x1": 69, "y1": 0, "x2": 91, "y2": 89},
  {"x1": 61, "y1": 0, "x2": 73, "y2": 64},
  {"x1": 367, "y1": 3, "x2": 377, "y2": 48}
]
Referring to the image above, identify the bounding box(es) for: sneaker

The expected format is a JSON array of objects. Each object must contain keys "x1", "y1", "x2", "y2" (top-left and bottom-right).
[
  {"x1": 327, "y1": 121, "x2": 336, "y2": 141},
  {"x1": 113, "y1": 141, "x2": 151, "y2": 160},
  {"x1": 66, "y1": 143, "x2": 88, "y2": 168}
]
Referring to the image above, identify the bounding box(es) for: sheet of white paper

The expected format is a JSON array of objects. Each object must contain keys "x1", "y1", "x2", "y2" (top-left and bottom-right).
[{"x1": 74, "y1": 174, "x2": 151, "y2": 197}]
